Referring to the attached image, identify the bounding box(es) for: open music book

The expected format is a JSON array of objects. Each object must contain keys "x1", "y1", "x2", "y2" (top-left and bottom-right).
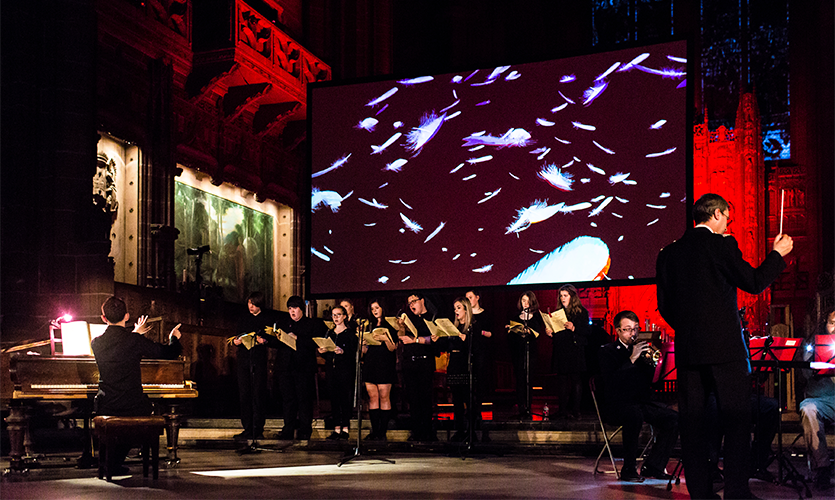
[
  {"x1": 313, "y1": 336, "x2": 337, "y2": 352},
  {"x1": 509, "y1": 320, "x2": 539, "y2": 338},
  {"x1": 265, "y1": 326, "x2": 296, "y2": 350},
  {"x1": 424, "y1": 318, "x2": 460, "y2": 338},
  {"x1": 365, "y1": 327, "x2": 393, "y2": 345},
  {"x1": 540, "y1": 309, "x2": 568, "y2": 332},
  {"x1": 387, "y1": 314, "x2": 419, "y2": 338},
  {"x1": 227, "y1": 325, "x2": 277, "y2": 350}
]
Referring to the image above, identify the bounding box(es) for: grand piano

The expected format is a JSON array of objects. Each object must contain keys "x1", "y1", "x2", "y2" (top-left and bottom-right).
[{"x1": 3, "y1": 346, "x2": 197, "y2": 472}]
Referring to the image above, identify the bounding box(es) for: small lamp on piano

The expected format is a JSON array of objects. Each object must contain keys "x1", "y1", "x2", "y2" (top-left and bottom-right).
[{"x1": 50, "y1": 313, "x2": 73, "y2": 328}]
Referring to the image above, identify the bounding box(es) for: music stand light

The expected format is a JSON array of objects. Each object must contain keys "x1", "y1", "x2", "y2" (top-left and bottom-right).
[{"x1": 812, "y1": 334, "x2": 835, "y2": 375}]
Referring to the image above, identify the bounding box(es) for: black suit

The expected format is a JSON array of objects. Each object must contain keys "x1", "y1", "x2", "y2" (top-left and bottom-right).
[
  {"x1": 656, "y1": 226, "x2": 786, "y2": 498},
  {"x1": 92, "y1": 325, "x2": 182, "y2": 416},
  {"x1": 91, "y1": 325, "x2": 182, "y2": 467},
  {"x1": 236, "y1": 309, "x2": 285, "y2": 439},
  {"x1": 599, "y1": 340, "x2": 678, "y2": 472}
]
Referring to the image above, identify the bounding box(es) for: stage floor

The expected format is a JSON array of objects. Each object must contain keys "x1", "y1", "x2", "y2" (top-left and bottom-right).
[{"x1": 2, "y1": 447, "x2": 830, "y2": 500}]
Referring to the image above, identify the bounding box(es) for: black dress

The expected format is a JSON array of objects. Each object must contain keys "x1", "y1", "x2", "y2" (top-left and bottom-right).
[
  {"x1": 550, "y1": 306, "x2": 590, "y2": 416},
  {"x1": 550, "y1": 306, "x2": 590, "y2": 374},
  {"x1": 363, "y1": 319, "x2": 398, "y2": 384},
  {"x1": 322, "y1": 326, "x2": 359, "y2": 429}
]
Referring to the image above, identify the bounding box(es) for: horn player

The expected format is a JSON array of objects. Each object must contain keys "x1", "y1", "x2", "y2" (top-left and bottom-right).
[{"x1": 598, "y1": 310, "x2": 679, "y2": 482}]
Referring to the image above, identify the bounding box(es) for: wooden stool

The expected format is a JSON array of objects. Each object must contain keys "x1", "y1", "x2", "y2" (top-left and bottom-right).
[{"x1": 93, "y1": 415, "x2": 166, "y2": 481}]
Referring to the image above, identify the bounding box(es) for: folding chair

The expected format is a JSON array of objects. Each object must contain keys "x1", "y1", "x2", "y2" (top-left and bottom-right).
[{"x1": 590, "y1": 377, "x2": 655, "y2": 478}]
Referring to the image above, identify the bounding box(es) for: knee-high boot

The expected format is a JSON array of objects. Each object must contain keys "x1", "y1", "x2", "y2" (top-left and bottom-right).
[
  {"x1": 379, "y1": 409, "x2": 390, "y2": 441},
  {"x1": 366, "y1": 409, "x2": 380, "y2": 440}
]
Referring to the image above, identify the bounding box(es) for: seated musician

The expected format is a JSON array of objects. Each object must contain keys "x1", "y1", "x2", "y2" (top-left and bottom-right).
[
  {"x1": 796, "y1": 307, "x2": 835, "y2": 490},
  {"x1": 91, "y1": 296, "x2": 183, "y2": 473},
  {"x1": 598, "y1": 310, "x2": 678, "y2": 482}
]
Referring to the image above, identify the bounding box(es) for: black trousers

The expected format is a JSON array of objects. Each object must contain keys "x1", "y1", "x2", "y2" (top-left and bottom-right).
[
  {"x1": 606, "y1": 401, "x2": 678, "y2": 471},
  {"x1": 679, "y1": 360, "x2": 752, "y2": 499},
  {"x1": 402, "y1": 356, "x2": 435, "y2": 438},
  {"x1": 278, "y1": 368, "x2": 315, "y2": 438},
  {"x1": 328, "y1": 367, "x2": 355, "y2": 428},
  {"x1": 237, "y1": 352, "x2": 268, "y2": 436},
  {"x1": 708, "y1": 392, "x2": 779, "y2": 471}
]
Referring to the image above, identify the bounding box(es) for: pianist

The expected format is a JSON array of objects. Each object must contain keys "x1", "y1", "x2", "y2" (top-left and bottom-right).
[{"x1": 91, "y1": 296, "x2": 182, "y2": 471}]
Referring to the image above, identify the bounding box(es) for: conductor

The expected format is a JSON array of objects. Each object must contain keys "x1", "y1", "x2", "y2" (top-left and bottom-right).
[{"x1": 656, "y1": 193, "x2": 793, "y2": 499}]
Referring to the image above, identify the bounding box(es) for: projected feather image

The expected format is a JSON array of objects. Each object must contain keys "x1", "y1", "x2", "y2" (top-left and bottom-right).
[
  {"x1": 508, "y1": 236, "x2": 611, "y2": 285},
  {"x1": 309, "y1": 40, "x2": 687, "y2": 294}
]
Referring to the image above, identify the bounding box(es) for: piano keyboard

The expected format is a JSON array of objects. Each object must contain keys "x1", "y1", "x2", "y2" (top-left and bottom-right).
[{"x1": 31, "y1": 383, "x2": 186, "y2": 389}]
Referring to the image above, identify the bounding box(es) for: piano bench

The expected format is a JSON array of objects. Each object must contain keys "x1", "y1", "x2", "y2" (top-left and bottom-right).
[{"x1": 93, "y1": 415, "x2": 166, "y2": 481}]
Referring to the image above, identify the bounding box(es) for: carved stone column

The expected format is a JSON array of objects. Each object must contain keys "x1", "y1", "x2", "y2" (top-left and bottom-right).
[{"x1": 140, "y1": 58, "x2": 179, "y2": 289}]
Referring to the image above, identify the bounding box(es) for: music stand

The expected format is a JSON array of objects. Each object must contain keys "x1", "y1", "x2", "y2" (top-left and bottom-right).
[
  {"x1": 749, "y1": 336, "x2": 800, "y2": 372},
  {"x1": 516, "y1": 315, "x2": 536, "y2": 421},
  {"x1": 748, "y1": 338, "x2": 810, "y2": 498},
  {"x1": 812, "y1": 334, "x2": 835, "y2": 375}
]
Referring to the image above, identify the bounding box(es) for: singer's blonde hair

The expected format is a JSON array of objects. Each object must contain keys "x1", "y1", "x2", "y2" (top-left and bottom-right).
[{"x1": 453, "y1": 297, "x2": 473, "y2": 333}]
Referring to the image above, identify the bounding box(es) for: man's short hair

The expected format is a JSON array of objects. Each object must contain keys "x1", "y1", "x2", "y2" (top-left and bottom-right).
[
  {"x1": 407, "y1": 292, "x2": 424, "y2": 301},
  {"x1": 693, "y1": 193, "x2": 729, "y2": 224},
  {"x1": 614, "y1": 310, "x2": 640, "y2": 329},
  {"x1": 287, "y1": 295, "x2": 305, "y2": 310},
  {"x1": 247, "y1": 291, "x2": 265, "y2": 309},
  {"x1": 102, "y1": 296, "x2": 127, "y2": 323}
]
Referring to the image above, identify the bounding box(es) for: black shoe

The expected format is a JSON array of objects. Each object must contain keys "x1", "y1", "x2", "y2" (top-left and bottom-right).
[
  {"x1": 813, "y1": 467, "x2": 832, "y2": 490},
  {"x1": 114, "y1": 465, "x2": 131, "y2": 476},
  {"x1": 641, "y1": 465, "x2": 673, "y2": 480},
  {"x1": 724, "y1": 491, "x2": 760, "y2": 499},
  {"x1": 750, "y1": 467, "x2": 775, "y2": 483},
  {"x1": 326, "y1": 431, "x2": 341, "y2": 440},
  {"x1": 450, "y1": 431, "x2": 465, "y2": 443},
  {"x1": 233, "y1": 431, "x2": 251, "y2": 441},
  {"x1": 481, "y1": 430, "x2": 491, "y2": 443},
  {"x1": 296, "y1": 431, "x2": 312, "y2": 441},
  {"x1": 340, "y1": 431, "x2": 350, "y2": 440},
  {"x1": 277, "y1": 429, "x2": 295, "y2": 440},
  {"x1": 619, "y1": 466, "x2": 645, "y2": 482},
  {"x1": 364, "y1": 431, "x2": 379, "y2": 441}
]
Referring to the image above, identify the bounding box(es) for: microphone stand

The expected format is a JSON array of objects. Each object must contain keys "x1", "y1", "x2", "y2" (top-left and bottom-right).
[
  {"x1": 460, "y1": 323, "x2": 476, "y2": 457},
  {"x1": 339, "y1": 321, "x2": 394, "y2": 466},
  {"x1": 238, "y1": 329, "x2": 285, "y2": 455},
  {"x1": 521, "y1": 310, "x2": 533, "y2": 420}
]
